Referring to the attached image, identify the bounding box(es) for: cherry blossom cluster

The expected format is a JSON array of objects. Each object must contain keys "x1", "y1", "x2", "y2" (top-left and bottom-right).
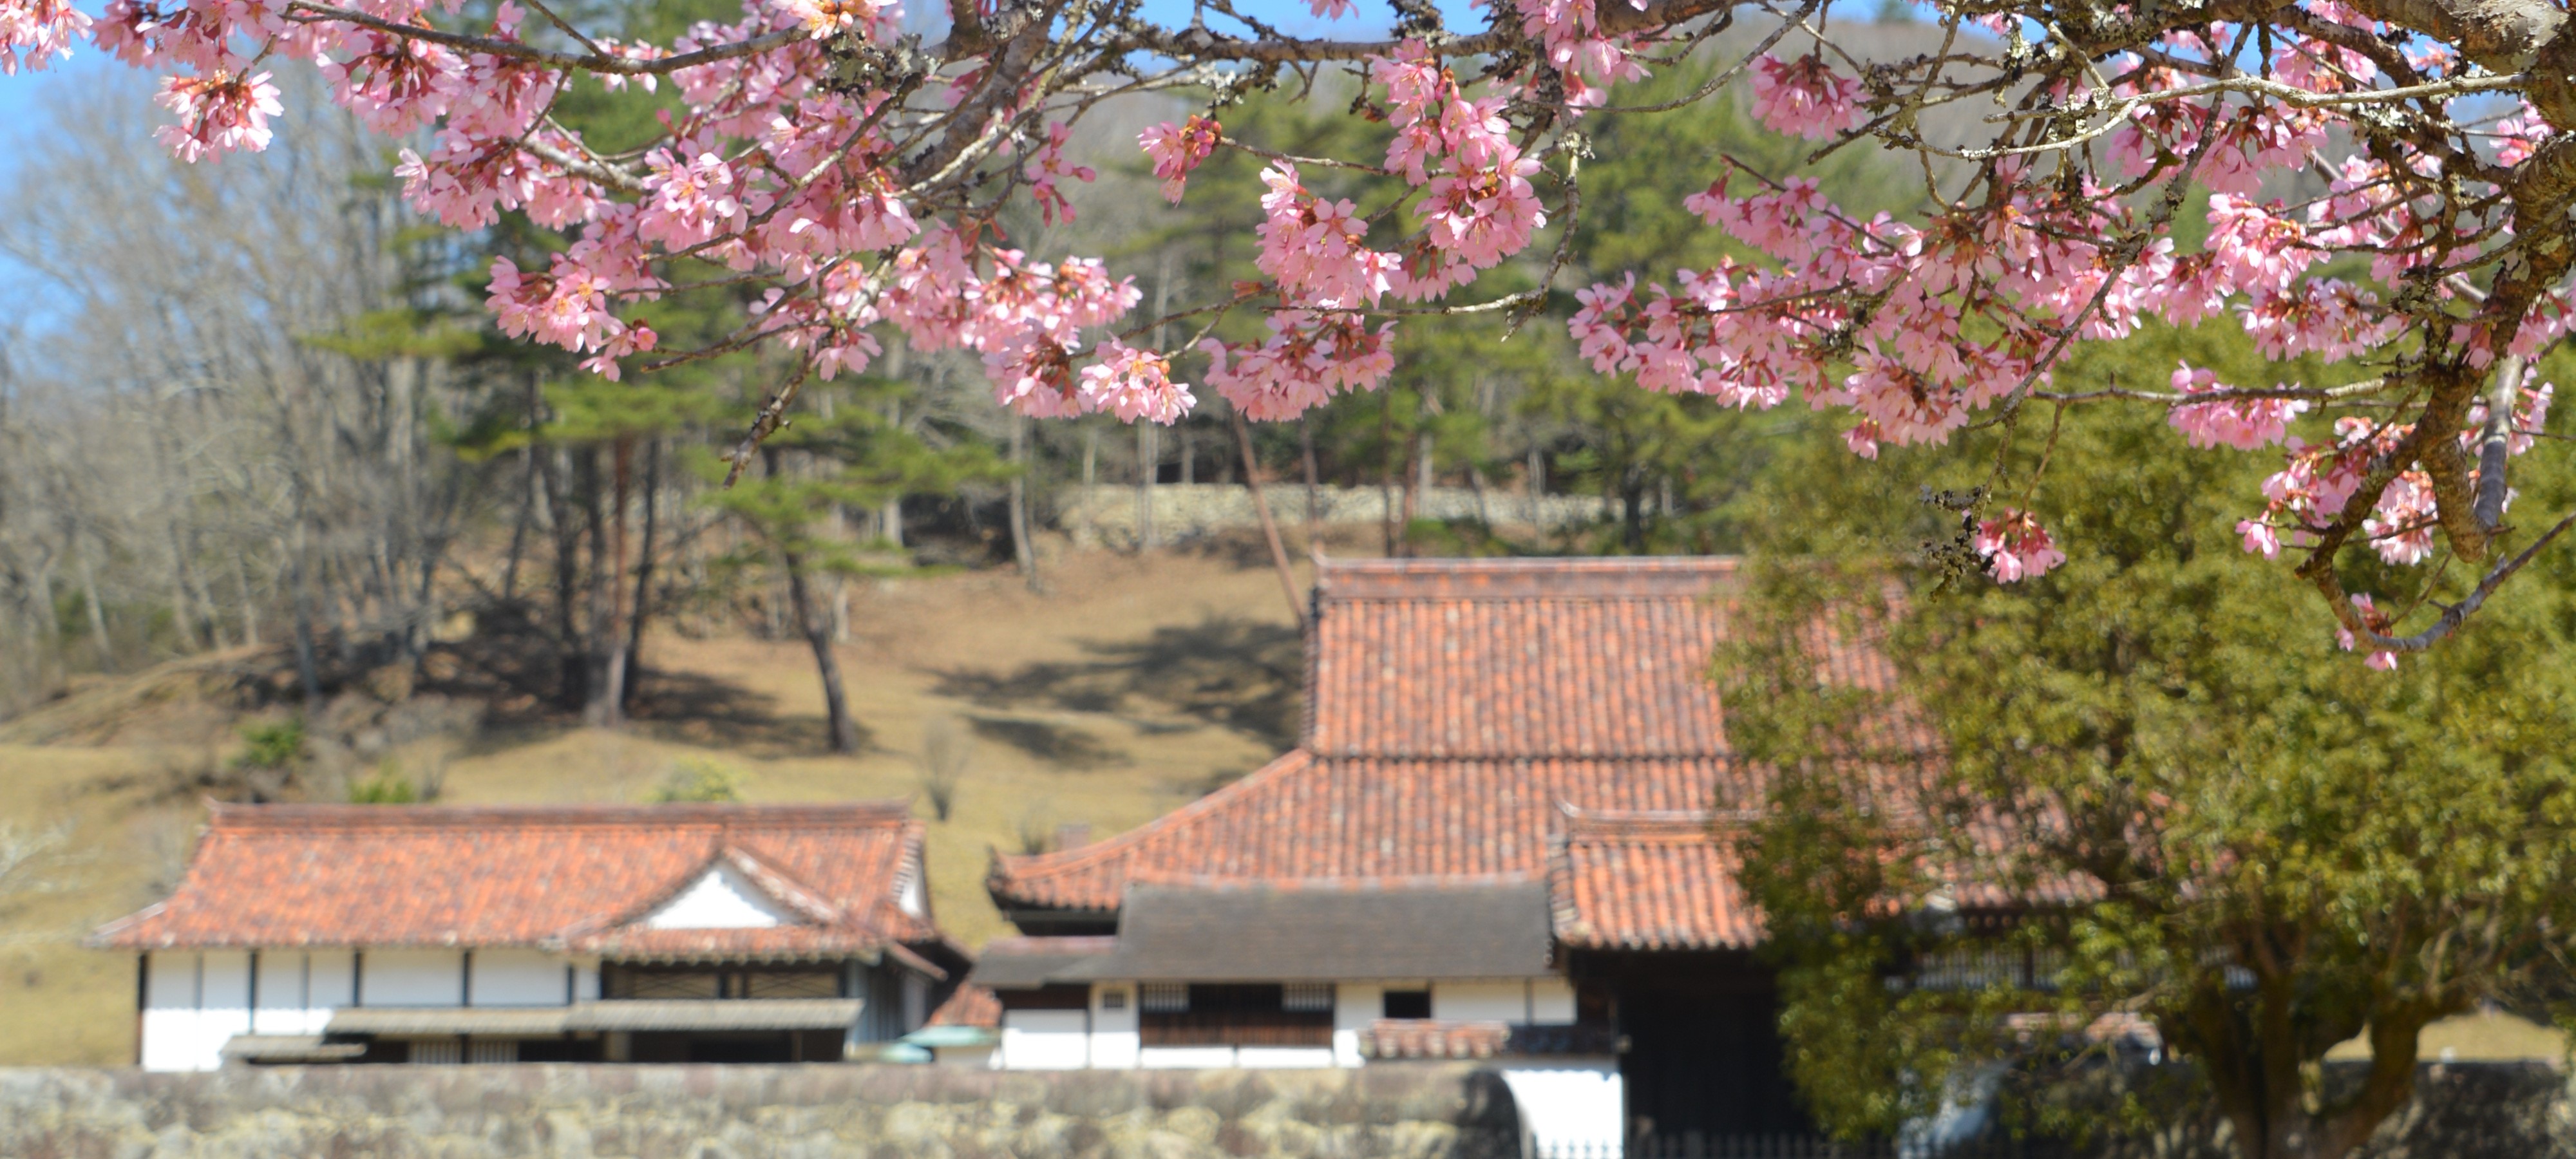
[
  {"x1": 1974, "y1": 510, "x2": 2068, "y2": 583},
  {"x1": 12, "y1": 0, "x2": 2575, "y2": 641},
  {"x1": 0, "y1": 0, "x2": 86, "y2": 73},
  {"x1": 1139, "y1": 115, "x2": 1220, "y2": 204}
]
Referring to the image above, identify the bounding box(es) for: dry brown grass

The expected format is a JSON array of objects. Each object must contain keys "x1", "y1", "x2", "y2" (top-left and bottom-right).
[{"x1": 0, "y1": 538, "x2": 1308, "y2": 1064}]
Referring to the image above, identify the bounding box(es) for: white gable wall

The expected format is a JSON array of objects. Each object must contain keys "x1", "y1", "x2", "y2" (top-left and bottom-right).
[{"x1": 643, "y1": 863, "x2": 795, "y2": 929}]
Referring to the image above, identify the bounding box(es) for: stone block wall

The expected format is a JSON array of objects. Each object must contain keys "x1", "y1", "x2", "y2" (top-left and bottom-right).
[
  {"x1": 0, "y1": 1062, "x2": 1522, "y2": 1159},
  {"x1": 1054, "y1": 484, "x2": 1611, "y2": 545}
]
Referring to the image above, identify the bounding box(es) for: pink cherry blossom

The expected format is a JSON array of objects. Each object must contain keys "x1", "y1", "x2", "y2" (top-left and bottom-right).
[
  {"x1": 0, "y1": 0, "x2": 89, "y2": 74},
  {"x1": 153, "y1": 71, "x2": 284, "y2": 162},
  {"x1": 1750, "y1": 54, "x2": 1864, "y2": 141},
  {"x1": 2237, "y1": 519, "x2": 2281, "y2": 559},
  {"x1": 1974, "y1": 509, "x2": 2067, "y2": 583},
  {"x1": 2334, "y1": 594, "x2": 2399, "y2": 670},
  {"x1": 2166, "y1": 364, "x2": 2307, "y2": 451},
  {"x1": 1079, "y1": 341, "x2": 1195, "y2": 424},
  {"x1": 1139, "y1": 115, "x2": 1220, "y2": 203},
  {"x1": 1255, "y1": 164, "x2": 1391, "y2": 308}
]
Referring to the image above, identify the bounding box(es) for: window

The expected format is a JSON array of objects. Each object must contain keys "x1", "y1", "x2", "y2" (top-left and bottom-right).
[
  {"x1": 1139, "y1": 982, "x2": 1190, "y2": 1013},
  {"x1": 1382, "y1": 990, "x2": 1431, "y2": 1019},
  {"x1": 1099, "y1": 988, "x2": 1129, "y2": 1010},
  {"x1": 1141, "y1": 984, "x2": 1331, "y2": 1047},
  {"x1": 1282, "y1": 983, "x2": 1334, "y2": 1012},
  {"x1": 744, "y1": 971, "x2": 840, "y2": 1000}
]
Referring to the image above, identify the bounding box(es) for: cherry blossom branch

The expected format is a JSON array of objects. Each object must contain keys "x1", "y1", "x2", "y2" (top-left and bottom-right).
[
  {"x1": 283, "y1": 2, "x2": 804, "y2": 73},
  {"x1": 2318, "y1": 505, "x2": 2576, "y2": 654}
]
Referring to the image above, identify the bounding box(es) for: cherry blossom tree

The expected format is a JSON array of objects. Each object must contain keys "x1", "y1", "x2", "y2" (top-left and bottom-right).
[{"x1": 10, "y1": 0, "x2": 2575, "y2": 650}]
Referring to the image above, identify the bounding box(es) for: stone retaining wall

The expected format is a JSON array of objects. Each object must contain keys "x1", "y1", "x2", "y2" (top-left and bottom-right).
[
  {"x1": 1056, "y1": 484, "x2": 1610, "y2": 545},
  {"x1": 0, "y1": 1063, "x2": 1521, "y2": 1159},
  {"x1": 1, "y1": 1062, "x2": 2564, "y2": 1158}
]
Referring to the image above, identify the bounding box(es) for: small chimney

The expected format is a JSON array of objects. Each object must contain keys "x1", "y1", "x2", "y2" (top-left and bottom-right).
[{"x1": 1054, "y1": 822, "x2": 1093, "y2": 851}]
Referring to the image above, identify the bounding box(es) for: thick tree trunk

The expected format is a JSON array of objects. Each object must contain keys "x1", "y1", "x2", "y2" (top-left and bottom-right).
[
  {"x1": 590, "y1": 438, "x2": 631, "y2": 727},
  {"x1": 2183, "y1": 956, "x2": 2439, "y2": 1159},
  {"x1": 542, "y1": 446, "x2": 589, "y2": 711},
  {"x1": 766, "y1": 451, "x2": 859, "y2": 753},
  {"x1": 783, "y1": 548, "x2": 858, "y2": 753},
  {"x1": 619, "y1": 438, "x2": 661, "y2": 710}
]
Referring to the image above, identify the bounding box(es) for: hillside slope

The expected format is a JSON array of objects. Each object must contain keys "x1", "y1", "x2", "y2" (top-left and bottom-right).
[{"x1": 0, "y1": 542, "x2": 1305, "y2": 1065}]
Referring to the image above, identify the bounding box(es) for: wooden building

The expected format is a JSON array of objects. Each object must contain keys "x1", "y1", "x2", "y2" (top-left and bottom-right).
[
  {"x1": 976, "y1": 556, "x2": 1850, "y2": 1151},
  {"x1": 92, "y1": 802, "x2": 965, "y2": 1070}
]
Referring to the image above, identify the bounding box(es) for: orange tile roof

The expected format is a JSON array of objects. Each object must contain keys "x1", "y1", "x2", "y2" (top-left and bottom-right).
[
  {"x1": 991, "y1": 558, "x2": 1776, "y2": 915},
  {"x1": 989, "y1": 752, "x2": 1734, "y2": 912},
  {"x1": 987, "y1": 555, "x2": 1958, "y2": 945},
  {"x1": 94, "y1": 802, "x2": 944, "y2": 961},
  {"x1": 1549, "y1": 809, "x2": 1761, "y2": 951},
  {"x1": 1305, "y1": 557, "x2": 1736, "y2": 759}
]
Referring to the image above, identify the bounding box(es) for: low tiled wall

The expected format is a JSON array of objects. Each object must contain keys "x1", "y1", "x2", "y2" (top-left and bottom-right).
[{"x1": 0, "y1": 1062, "x2": 1522, "y2": 1159}]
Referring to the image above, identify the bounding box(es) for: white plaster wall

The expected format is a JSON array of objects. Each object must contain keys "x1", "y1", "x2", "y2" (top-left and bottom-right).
[
  {"x1": 1138, "y1": 1046, "x2": 1236, "y2": 1069},
  {"x1": 1332, "y1": 983, "x2": 1383, "y2": 1067},
  {"x1": 645, "y1": 864, "x2": 791, "y2": 929},
  {"x1": 363, "y1": 948, "x2": 464, "y2": 1005},
  {"x1": 572, "y1": 960, "x2": 601, "y2": 1001},
  {"x1": 999, "y1": 1010, "x2": 1090, "y2": 1069},
  {"x1": 1529, "y1": 977, "x2": 1577, "y2": 1024},
  {"x1": 248, "y1": 952, "x2": 330, "y2": 1036},
  {"x1": 308, "y1": 950, "x2": 357, "y2": 1009},
  {"x1": 1236, "y1": 1047, "x2": 1338, "y2": 1068},
  {"x1": 1498, "y1": 1061, "x2": 1624, "y2": 1153},
  {"x1": 1432, "y1": 981, "x2": 1528, "y2": 1022},
  {"x1": 469, "y1": 948, "x2": 566, "y2": 1006},
  {"x1": 141, "y1": 951, "x2": 245, "y2": 1073},
  {"x1": 1088, "y1": 985, "x2": 1140, "y2": 1068}
]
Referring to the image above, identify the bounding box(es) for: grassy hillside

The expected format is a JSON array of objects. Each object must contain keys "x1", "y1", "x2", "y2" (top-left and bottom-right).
[{"x1": 0, "y1": 540, "x2": 1306, "y2": 1065}]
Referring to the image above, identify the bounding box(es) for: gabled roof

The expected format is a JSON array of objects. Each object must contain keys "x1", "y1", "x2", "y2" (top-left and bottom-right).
[
  {"x1": 1549, "y1": 809, "x2": 1761, "y2": 952},
  {"x1": 93, "y1": 802, "x2": 945, "y2": 963},
  {"x1": 981, "y1": 556, "x2": 2030, "y2": 970},
  {"x1": 990, "y1": 556, "x2": 1754, "y2": 915}
]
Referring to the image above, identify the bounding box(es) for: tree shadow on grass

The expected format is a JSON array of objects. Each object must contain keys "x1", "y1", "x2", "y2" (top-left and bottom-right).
[
  {"x1": 629, "y1": 668, "x2": 873, "y2": 759},
  {"x1": 964, "y1": 715, "x2": 1133, "y2": 771},
  {"x1": 933, "y1": 614, "x2": 1304, "y2": 753}
]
